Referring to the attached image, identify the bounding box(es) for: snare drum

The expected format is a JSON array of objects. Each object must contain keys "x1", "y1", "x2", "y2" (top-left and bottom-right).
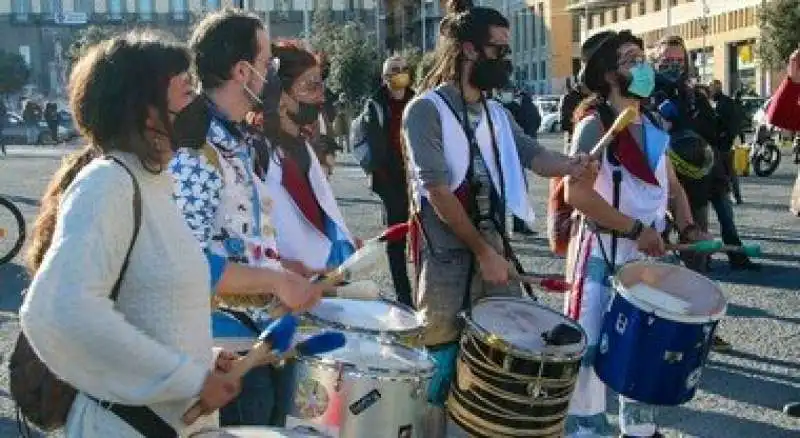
[
  {"x1": 191, "y1": 426, "x2": 326, "y2": 437},
  {"x1": 287, "y1": 332, "x2": 434, "y2": 438},
  {"x1": 301, "y1": 298, "x2": 423, "y2": 347},
  {"x1": 594, "y1": 261, "x2": 727, "y2": 406},
  {"x1": 448, "y1": 297, "x2": 587, "y2": 438}
]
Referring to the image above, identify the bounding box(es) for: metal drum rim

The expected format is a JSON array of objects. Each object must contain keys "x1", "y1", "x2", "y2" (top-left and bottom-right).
[
  {"x1": 461, "y1": 296, "x2": 588, "y2": 362},
  {"x1": 302, "y1": 297, "x2": 423, "y2": 337},
  {"x1": 612, "y1": 261, "x2": 728, "y2": 324},
  {"x1": 297, "y1": 334, "x2": 435, "y2": 379}
]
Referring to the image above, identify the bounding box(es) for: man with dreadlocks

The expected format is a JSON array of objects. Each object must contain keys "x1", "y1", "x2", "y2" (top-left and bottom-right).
[{"x1": 402, "y1": 0, "x2": 590, "y2": 435}]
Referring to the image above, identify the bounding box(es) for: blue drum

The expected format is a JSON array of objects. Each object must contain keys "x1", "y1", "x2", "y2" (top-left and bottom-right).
[{"x1": 594, "y1": 261, "x2": 727, "y2": 406}]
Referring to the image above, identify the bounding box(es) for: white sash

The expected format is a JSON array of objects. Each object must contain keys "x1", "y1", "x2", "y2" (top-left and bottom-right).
[
  {"x1": 409, "y1": 90, "x2": 535, "y2": 227},
  {"x1": 264, "y1": 141, "x2": 354, "y2": 271}
]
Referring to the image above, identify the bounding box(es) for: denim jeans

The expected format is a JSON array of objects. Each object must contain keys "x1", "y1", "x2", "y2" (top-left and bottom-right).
[
  {"x1": 220, "y1": 361, "x2": 297, "y2": 426},
  {"x1": 701, "y1": 194, "x2": 747, "y2": 263}
]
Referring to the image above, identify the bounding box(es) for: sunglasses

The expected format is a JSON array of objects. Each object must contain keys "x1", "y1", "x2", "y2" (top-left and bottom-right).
[{"x1": 484, "y1": 43, "x2": 512, "y2": 59}]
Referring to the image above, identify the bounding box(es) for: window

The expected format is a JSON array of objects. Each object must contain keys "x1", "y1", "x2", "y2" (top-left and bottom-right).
[
  {"x1": 598, "y1": 11, "x2": 605, "y2": 27},
  {"x1": 670, "y1": 0, "x2": 678, "y2": 5},
  {"x1": 74, "y1": 0, "x2": 93, "y2": 13},
  {"x1": 138, "y1": 0, "x2": 153, "y2": 21},
  {"x1": 572, "y1": 58, "x2": 581, "y2": 76},
  {"x1": 611, "y1": 8, "x2": 617, "y2": 23},
  {"x1": 587, "y1": 13, "x2": 593, "y2": 30},
  {"x1": 538, "y1": 3, "x2": 545, "y2": 45},
  {"x1": 638, "y1": 0, "x2": 645, "y2": 15},
  {"x1": 172, "y1": 0, "x2": 187, "y2": 20},
  {"x1": 108, "y1": 0, "x2": 124, "y2": 19},
  {"x1": 41, "y1": 0, "x2": 54, "y2": 19},
  {"x1": 12, "y1": 0, "x2": 31, "y2": 21},
  {"x1": 531, "y1": 11, "x2": 537, "y2": 47},
  {"x1": 571, "y1": 13, "x2": 581, "y2": 42},
  {"x1": 654, "y1": 0, "x2": 661, "y2": 12},
  {"x1": 531, "y1": 62, "x2": 538, "y2": 80},
  {"x1": 540, "y1": 60, "x2": 546, "y2": 80},
  {"x1": 624, "y1": 4, "x2": 631, "y2": 20}
]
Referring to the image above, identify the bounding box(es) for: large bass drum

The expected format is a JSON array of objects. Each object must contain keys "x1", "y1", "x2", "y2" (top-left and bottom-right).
[{"x1": 448, "y1": 297, "x2": 587, "y2": 437}]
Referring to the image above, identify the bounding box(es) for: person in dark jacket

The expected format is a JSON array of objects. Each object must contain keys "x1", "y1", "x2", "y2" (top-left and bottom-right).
[
  {"x1": 559, "y1": 80, "x2": 589, "y2": 152},
  {"x1": 650, "y1": 36, "x2": 745, "y2": 353},
  {"x1": 351, "y1": 55, "x2": 415, "y2": 306},
  {"x1": 44, "y1": 102, "x2": 59, "y2": 143},
  {"x1": 518, "y1": 90, "x2": 541, "y2": 136},
  {"x1": 709, "y1": 80, "x2": 743, "y2": 204}
]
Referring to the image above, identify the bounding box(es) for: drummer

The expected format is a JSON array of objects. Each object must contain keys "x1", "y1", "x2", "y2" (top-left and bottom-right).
[
  {"x1": 247, "y1": 40, "x2": 358, "y2": 274},
  {"x1": 402, "y1": 1, "x2": 590, "y2": 435},
  {"x1": 170, "y1": 10, "x2": 325, "y2": 427},
  {"x1": 563, "y1": 30, "x2": 708, "y2": 437}
]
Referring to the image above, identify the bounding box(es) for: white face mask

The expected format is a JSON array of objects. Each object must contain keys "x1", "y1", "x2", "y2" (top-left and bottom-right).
[{"x1": 243, "y1": 62, "x2": 267, "y2": 107}]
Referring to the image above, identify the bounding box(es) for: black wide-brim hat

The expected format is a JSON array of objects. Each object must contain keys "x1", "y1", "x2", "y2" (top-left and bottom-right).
[{"x1": 578, "y1": 30, "x2": 618, "y2": 92}]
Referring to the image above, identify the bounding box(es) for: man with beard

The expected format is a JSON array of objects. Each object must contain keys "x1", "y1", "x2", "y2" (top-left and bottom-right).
[
  {"x1": 650, "y1": 37, "x2": 758, "y2": 277},
  {"x1": 564, "y1": 30, "x2": 705, "y2": 438},
  {"x1": 169, "y1": 9, "x2": 325, "y2": 427},
  {"x1": 402, "y1": 0, "x2": 590, "y2": 435}
]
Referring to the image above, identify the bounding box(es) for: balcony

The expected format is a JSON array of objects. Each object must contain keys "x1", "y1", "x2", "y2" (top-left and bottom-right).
[{"x1": 565, "y1": 0, "x2": 631, "y2": 12}]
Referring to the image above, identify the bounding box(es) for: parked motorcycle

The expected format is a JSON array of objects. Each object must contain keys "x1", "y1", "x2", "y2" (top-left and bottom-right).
[{"x1": 751, "y1": 124, "x2": 782, "y2": 177}]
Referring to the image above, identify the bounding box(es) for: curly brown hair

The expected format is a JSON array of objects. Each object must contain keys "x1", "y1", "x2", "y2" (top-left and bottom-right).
[{"x1": 25, "y1": 31, "x2": 190, "y2": 274}]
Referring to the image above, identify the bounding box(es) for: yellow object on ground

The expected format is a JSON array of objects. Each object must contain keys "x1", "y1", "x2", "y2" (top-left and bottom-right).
[{"x1": 734, "y1": 145, "x2": 750, "y2": 176}]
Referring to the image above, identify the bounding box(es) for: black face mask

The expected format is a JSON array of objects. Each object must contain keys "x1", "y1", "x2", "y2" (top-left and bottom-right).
[
  {"x1": 171, "y1": 95, "x2": 212, "y2": 151},
  {"x1": 469, "y1": 55, "x2": 512, "y2": 91},
  {"x1": 289, "y1": 100, "x2": 321, "y2": 127}
]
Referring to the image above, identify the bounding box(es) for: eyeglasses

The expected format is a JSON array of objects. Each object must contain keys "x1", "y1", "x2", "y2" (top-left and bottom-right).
[
  {"x1": 293, "y1": 77, "x2": 325, "y2": 96},
  {"x1": 618, "y1": 54, "x2": 647, "y2": 69}
]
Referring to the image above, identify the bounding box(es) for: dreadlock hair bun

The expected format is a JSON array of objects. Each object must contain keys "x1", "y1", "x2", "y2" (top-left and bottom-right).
[{"x1": 446, "y1": 0, "x2": 473, "y2": 14}]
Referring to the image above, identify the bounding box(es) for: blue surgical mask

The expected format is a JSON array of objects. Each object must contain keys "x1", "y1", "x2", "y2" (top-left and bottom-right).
[{"x1": 627, "y1": 62, "x2": 655, "y2": 98}]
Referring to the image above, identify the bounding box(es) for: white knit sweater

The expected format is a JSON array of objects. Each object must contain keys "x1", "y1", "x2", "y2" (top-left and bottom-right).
[{"x1": 20, "y1": 152, "x2": 217, "y2": 437}]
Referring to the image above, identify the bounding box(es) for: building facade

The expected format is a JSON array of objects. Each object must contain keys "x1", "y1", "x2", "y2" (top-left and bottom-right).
[
  {"x1": 477, "y1": 0, "x2": 577, "y2": 96},
  {"x1": 568, "y1": 0, "x2": 779, "y2": 97},
  {"x1": 0, "y1": 0, "x2": 386, "y2": 98}
]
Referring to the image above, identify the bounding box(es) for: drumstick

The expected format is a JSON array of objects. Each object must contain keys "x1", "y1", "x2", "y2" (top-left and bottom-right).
[
  {"x1": 588, "y1": 106, "x2": 639, "y2": 159},
  {"x1": 667, "y1": 240, "x2": 761, "y2": 257},
  {"x1": 182, "y1": 330, "x2": 346, "y2": 425},
  {"x1": 512, "y1": 272, "x2": 572, "y2": 293},
  {"x1": 269, "y1": 223, "x2": 410, "y2": 318}
]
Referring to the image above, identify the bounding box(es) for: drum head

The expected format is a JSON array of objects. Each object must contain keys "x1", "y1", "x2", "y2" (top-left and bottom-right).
[
  {"x1": 614, "y1": 261, "x2": 727, "y2": 323},
  {"x1": 468, "y1": 297, "x2": 586, "y2": 360},
  {"x1": 191, "y1": 426, "x2": 325, "y2": 437},
  {"x1": 305, "y1": 332, "x2": 434, "y2": 376},
  {"x1": 305, "y1": 298, "x2": 422, "y2": 334}
]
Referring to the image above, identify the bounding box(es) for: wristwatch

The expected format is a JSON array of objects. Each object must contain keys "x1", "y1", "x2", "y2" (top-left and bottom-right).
[{"x1": 621, "y1": 219, "x2": 645, "y2": 240}]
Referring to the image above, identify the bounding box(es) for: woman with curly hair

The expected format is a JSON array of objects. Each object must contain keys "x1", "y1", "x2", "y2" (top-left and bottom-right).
[{"x1": 19, "y1": 31, "x2": 240, "y2": 437}]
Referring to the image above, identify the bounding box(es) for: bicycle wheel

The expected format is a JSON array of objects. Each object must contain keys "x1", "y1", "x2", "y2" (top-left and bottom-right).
[{"x1": 0, "y1": 196, "x2": 25, "y2": 265}]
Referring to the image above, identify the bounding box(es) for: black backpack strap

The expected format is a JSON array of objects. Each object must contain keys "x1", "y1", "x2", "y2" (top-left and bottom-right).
[
  {"x1": 91, "y1": 156, "x2": 177, "y2": 438},
  {"x1": 105, "y1": 156, "x2": 142, "y2": 301},
  {"x1": 589, "y1": 104, "x2": 623, "y2": 274}
]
